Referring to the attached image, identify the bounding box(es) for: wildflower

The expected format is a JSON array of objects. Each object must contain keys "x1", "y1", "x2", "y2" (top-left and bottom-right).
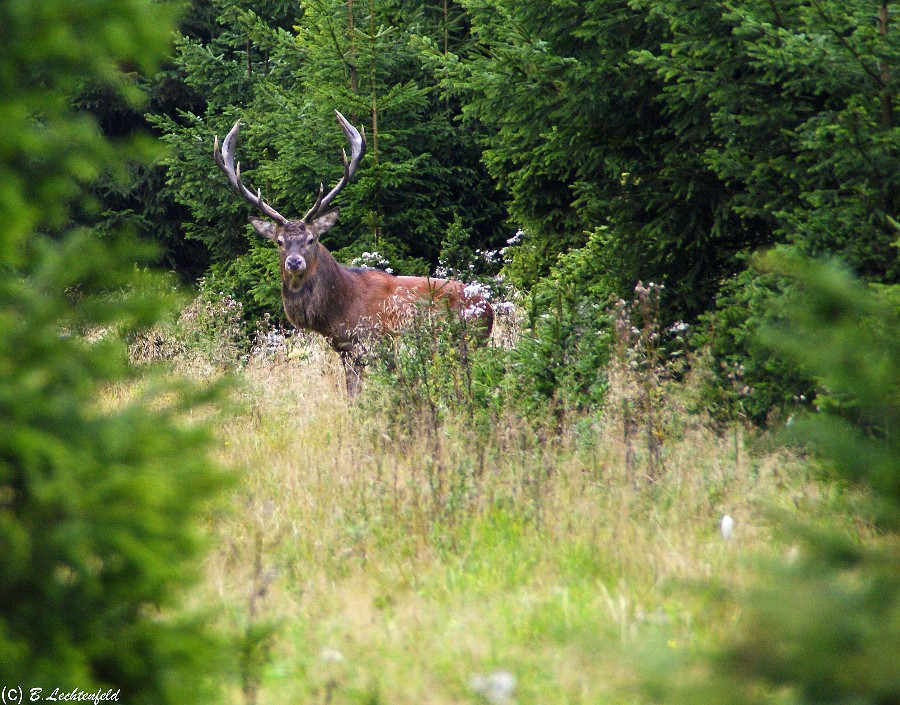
[
  {"x1": 470, "y1": 671, "x2": 516, "y2": 705},
  {"x1": 464, "y1": 282, "x2": 490, "y2": 299},
  {"x1": 506, "y1": 229, "x2": 524, "y2": 245},
  {"x1": 721, "y1": 515, "x2": 734, "y2": 541},
  {"x1": 463, "y1": 301, "x2": 487, "y2": 318},
  {"x1": 351, "y1": 250, "x2": 392, "y2": 271}
]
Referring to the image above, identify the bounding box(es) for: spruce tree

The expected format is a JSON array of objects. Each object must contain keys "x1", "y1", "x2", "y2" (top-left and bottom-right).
[
  {"x1": 447, "y1": 0, "x2": 897, "y2": 312},
  {"x1": 153, "y1": 0, "x2": 506, "y2": 321},
  {"x1": 644, "y1": 257, "x2": 900, "y2": 705},
  {"x1": 0, "y1": 0, "x2": 225, "y2": 700}
]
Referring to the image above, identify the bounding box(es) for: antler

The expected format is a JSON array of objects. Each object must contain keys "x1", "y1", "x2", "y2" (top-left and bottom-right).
[
  {"x1": 302, "y1": 110, "x2": 367, "y2": 223},
  {"x1": 213, "y1": 120, "x2": 289, "y2": 226}
]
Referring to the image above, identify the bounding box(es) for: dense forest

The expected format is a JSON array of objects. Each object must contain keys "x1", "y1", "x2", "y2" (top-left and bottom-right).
[
  {"x1": 1, "y1": 0, "x2": 898, "y2": 704},
  {"x1": 85, "y1": 0, "x2": 899, "y2": 421}
]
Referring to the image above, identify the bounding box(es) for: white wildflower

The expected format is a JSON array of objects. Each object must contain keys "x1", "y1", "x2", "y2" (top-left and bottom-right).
[
  {"x1": 506, "y1": 229, "x2": 524, "y2": 245},
  {"x1": 351, "y1": 250, "x2": 392, "y2": 271},
  {"x1": 721, "y1": 515, "x2": 734, "y2": 541},
  {"x1": 463, "y1": 301, "x2": 487, "y2": 319},
  {"x1": 470, "y1": 671, "x2": 517, "y2": 705},
  {"x1": 464, "y1": 282, "x2": 491, "y2": 299}
]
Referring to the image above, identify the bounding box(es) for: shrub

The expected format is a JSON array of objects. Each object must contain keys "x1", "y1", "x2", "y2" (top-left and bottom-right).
[
  {"x1": 130, "y1": 287, "x2": 249, "y2": 372},
  {"x1": 698, "y1": 260, "x2": 818, "y2": 426},
  {"x1": 503, "y1": 228, "x2": 615, "y2": 420},
  {"x1": 362, "y1": 294, "x2": 501, "y2": 436}
]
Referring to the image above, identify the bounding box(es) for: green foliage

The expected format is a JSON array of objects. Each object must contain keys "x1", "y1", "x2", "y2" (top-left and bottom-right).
[
  {"x1": 505, "y1": 228, "x2": 615, "y2": 417},
  {"x1": 437, "y1": 214, "x2": 480, "y2": 281},
  {"x1": 51, "y1": 5, "x2": 214, "y2": 280},
  {"x1": 713, "y1": 256, "x2": 900, "y2": 704},
  {"x1": 447, "y1": 0, "x2": 898, "y2": 315},
  {"x1": 0, "y1": 238, "x2": 225, "y2": 700},
  {"x1": 642, "y1": 257, "x2": 900, "y2": 705},
  {"x1": 73, "y1": 0, "x2": 899, "y2": 422},
  {"x1": 203, "y1": 237, "x2": 283, "y2": 323},
  {"x1": 444, "y1": 0, "x2": 736, "y2": 302},
  {"x1": 130, "y1": 288, "x2": 250, "y2": 370},
  {"x1": 151, "y1": 0, "x2": 506, "y2": 317},
  {"x1": 509, "y1": 286, "x2": 610, "y2": 419},
  {"x1": 363, "y1": 234, "x2": 612, "y2": 434},
  {"x1": 0, "y1": 0, "x2": 175, "y2": 253},
  {"x1": 0, "y1": 0, "x2": 226, "y2": 699},
  {"x1": 760, "y1": 253, "x2": 899, "y2": 526},
  {"x1": 362, "y1": 295, "x2": 501, "y2": 436},
  {"x1": 697, "y1": 262, "x2": 818, "y2": 426}
]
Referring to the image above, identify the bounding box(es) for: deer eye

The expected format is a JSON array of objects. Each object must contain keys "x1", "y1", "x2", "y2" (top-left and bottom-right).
[{"x1": 275, "y1": 236, "x2": 285, "y2": 246}]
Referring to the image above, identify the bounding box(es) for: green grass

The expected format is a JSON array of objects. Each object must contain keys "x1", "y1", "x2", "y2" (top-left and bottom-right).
[{"x1": 155, "y1": 332, "x2": 868, "y2": 705}]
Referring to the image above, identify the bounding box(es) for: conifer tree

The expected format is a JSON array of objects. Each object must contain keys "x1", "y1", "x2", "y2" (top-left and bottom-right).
[
  {"x1": 447, "y1": 0, "x2": 898, "y2": 313},
  {"x1": 644, "y1": 257, "x2": 899, "y2": 705},
  {"x1": 154, "y1": 0, "x2": 505, "y2": 320},
  {"x1": 0, "y1": 0, "x2": 225, "y2": 700}
]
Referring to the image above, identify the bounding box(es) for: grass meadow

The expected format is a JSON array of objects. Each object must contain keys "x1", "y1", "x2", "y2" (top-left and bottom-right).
[{"x1": 134, "y1": 303, "x2": 871, "y2": 705}]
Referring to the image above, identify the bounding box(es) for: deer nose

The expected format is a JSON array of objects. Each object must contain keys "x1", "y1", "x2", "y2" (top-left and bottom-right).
[{"x1": 285, "y1": 255, "x2": 306, "y2": 272}]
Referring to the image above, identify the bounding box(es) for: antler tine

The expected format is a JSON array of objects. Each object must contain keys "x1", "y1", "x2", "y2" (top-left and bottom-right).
[
  {"x1": 302, "y1": 183, "x2": 325, "y2": 222},
  {"x1": 303, "y1": 110, "x2": 367, "y2": 222},
  {"x1": 213, "y1": 120, "x2": 288, "y2": 226}
]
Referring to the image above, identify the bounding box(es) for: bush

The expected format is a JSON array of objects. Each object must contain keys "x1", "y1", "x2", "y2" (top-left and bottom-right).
[
  {"x1": 129, "y1": 288, "x2": 249, "y2": 372},
  {"x1": 0, "y1": 238, "x2": 227, "y2": 700},
  {"x1": 504, "y1": 227, "x2": 615, "y2": 420},
  {"x1": 505, "y1": 282, "x2": 610, "y2": 421},
  {"x1": 202, "y1": 239, "x2": 283, "y2": 327},
  {"x1": 362, "y1": 254, "x2": 612, "y2": 439},
  {"x1": 698, "y1": 260, "x2": 818, "y2": 426},
  {"x1": 362, "y1": 294, "x2": 502, "y2": 437}
]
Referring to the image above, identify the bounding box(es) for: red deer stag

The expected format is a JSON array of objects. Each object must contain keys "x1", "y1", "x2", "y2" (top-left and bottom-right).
[{"x1": 213, "y1": 111, "x2": 493, "y2": 394}]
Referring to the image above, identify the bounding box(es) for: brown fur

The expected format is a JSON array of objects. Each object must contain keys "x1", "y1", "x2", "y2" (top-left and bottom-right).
[{"x1": 251, "y1": 217, "x2": 493, "y2": 394}]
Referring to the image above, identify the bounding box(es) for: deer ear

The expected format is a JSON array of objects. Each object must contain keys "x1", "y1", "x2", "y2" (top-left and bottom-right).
[
  {"x1": 248, "y1": 217, "x2": 279, "y2": 241},
  {"x1": 312, "y1": 209, "x2": 340, "y2": 237}
]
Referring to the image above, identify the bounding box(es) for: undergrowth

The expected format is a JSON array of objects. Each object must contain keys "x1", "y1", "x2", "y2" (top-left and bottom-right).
[{"x1": 120, "y1": 285, "x2": 877, "y2": 705}]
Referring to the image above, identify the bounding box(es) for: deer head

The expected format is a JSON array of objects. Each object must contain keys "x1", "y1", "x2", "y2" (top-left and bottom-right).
[{"x1": 213, "y1": 111, "x2": 366, "y2": 291}]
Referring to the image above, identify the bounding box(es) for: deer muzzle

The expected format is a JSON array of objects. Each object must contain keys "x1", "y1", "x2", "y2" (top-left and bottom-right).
[
  {"x1": 283, "y1": 255, "x2": 308, "y2": 290},
  {"x1": 285, "y1": 254, "x2": 306, "y2": 273}
]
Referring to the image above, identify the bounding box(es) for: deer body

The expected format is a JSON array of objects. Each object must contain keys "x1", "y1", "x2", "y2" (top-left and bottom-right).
[
  {"x1": 278, "y1": 246, "x2": 491, "y2": 346},
  {"x1": 214, "y1": 111, "x2": 493, "y2": 394}
]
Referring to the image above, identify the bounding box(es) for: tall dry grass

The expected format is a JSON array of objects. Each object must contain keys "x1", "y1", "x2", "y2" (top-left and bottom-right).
[
  {"x1": 174, "y1": 323, "x2": 848, "y2": 705},
  {"x1": 121, "y1": 291, "x2": 872, "y2": 704}
]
